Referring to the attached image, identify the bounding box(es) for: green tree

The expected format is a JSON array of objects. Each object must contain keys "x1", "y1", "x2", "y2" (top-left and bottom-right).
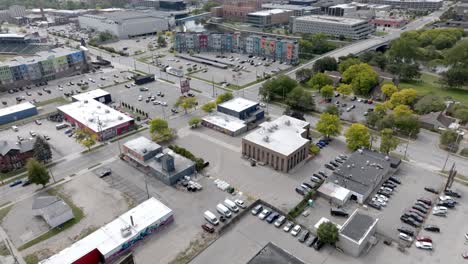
[
  {"x1": 414, "y1": 94, "x2": 445, "y2": 114},
  {"x1": 342, "y1": 63, "x2": 379, "y2": 95},
  {"x1": 74, "y1": 129, "x2": 97, "y2": 151},
  {"x1": 338, "y1": 57, "x2": 361, "y2": 73},
  {"x1": 320, "y1": 85, "x2": 334, "y2": 99},
  {"x1": 389, "y1": 88, "x2": 418, "y2": 107},
  {"x1": 381, "y1": 83, "x2": 398, "y2": 98},
  {"x1": 324, "y1": 105, "x2": 339, "y2": 116},
  {"x1": 345, "y1": 123, "x2": 371, "y2": 150},
  {"x1": 336, "y1": 83, "x2": 353, "y2": 97},
  {"x1": 454, "y1": 108, "x2": 468, "y2": 124},
  {"x1": 316, "y1": 113, "x2": 341, "y2": 138},
  {"x1": 175, "y1": 97, "x2": 198, "y2": 114},
  {"x1": 388, "y1": 36, "x2": 421, "y2": 62},
  {"x1": 309, "y1": 144, "x2": 321, "y2": 155},
  {"x1": 202, "y1": 102, "x2": 217, "y2": 113},
  {"x1": 393, "y1": 104, "x2": 413, "y2": 118},
  {"x1": 259, "y1": 75, "x2": 298, "y2": 100},
  {"x1": 286, "y1": 87, "x2": 315, "y2": 111},
  {"x1": 440, "y1": 130, "x2": 458, "y2": 147},
  {"x1": 387, "y1": 63, "x2": 420, "y2": 81},
  {"x1": 216, "y1": 92, "x2": 234, "y2": 104},
  {"x1": 440, "y1": 67, "x2": 468, "y2": 88},
  {"x1": 317, "y1": 221, "x2": 339, "y2": 245},
  {"x1": 444, "y1": 39, "x2": 468, "y2": 66},
  {"x1": 380, "y1": 128, "x2": 399, "y2": 154},
  {"x1": 157, "y1": 34, "x2": 167, "y2": 47},
  {"x1": 202, "y1": 1, "x2": 220, "y2": 11},
  {"x1": 312, "y1": 56, "x2": 338, "y2": 73},
  {"x1": 433, "y1": 33, "x2": 457, "y2": 50},
  {"x1": 189, "y1": 116, "x2": 202, "y2": 128},
  {"x1": 33, "y1": 136, "x2": 52, "y2": 163},
  {"x1": 394, "y1": 114, "x2": 420, "y2": 136},
  {"x1": 295, "y1": 68, "x2": 314, "y2": 83},
  {"x1": 149, "y1": 118, "x2": 174, "y2": 143},
  {"x1": 26, "y1": 159, "x2": 50, "y2": 188},
  {"x1": 307, "y1": 72, "x2": 333, "y2": 90}
]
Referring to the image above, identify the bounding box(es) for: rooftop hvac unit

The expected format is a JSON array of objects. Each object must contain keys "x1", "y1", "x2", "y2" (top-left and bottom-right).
[
  {"x1": 118, "y1": 116, "x2": 123, "y2": 120},
  {"x1": 120, "y1": 225, "x2": 132, "y2": 238},
  {"x1": 88, "y1": 118, "x2": 94, "y2": 122},
  {"x1": 263, "y1": 136, "x2": 269, "y2": 142},
  {"x1": 385, "y1": 156, "x2": 390, "y2": 161},
  {"x1": 97, "y1": 105, "x2": 101, "y2": 109},
  {"x1": 142, "y1": 148, "x2": 147, "y2": 153},
  {"x1": 285, "y1": 120, "x2": 291, "y2": 126},
  {"x1": 84, "y1": 100, "x2": 88, "y2": 103},
  {"x1": 105, "y1": 109, "x2": 110, "y2": 113}
]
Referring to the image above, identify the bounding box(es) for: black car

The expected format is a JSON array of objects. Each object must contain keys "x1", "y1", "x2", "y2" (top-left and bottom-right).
[
  {"x1": 412, "y1": 205, "x2": 428, "y2": 214},
  {"x1": 444, "y1": 189, "x2": 461, "y2": 198},
  {"x1": 415, "y1": 201, "x2": 430, "y2": 209},
  {"x1": 382, "y1": 183, "x2": 396, "y2": 189},
  {"x1": 219, "y1": 215, "x2": 226, "y2": 222},
  {"x1": 305, "y1": 235, "x2": 318, "y2": 247},
  {"x1": 22, "y1": 180, "x2": 31, "y2": 187},
  {"x1": 368, "y1": 201, "x2": 381, "y2": 210},
  {"x1": 296, "y1": 187, "x2": 305, "y2": 196},
  {"x1": 408, "y1": 209, "x2": 425, "y2": 218},
  {"x1": 377, "y1": 190, "x2": 391, "y2": 197},
  {"x1": 404, "y1": 218, "x2": 421, "y2": 227},
  {"x1": 424, "y1": 225, "x2": 440, "y2": 232},
  {"x1": 397, "y1": 227, "x2": 414, "y2": 236},
  {"x1": 437, "y1": 201, "x2": 455, "y2": 208},
  {"x1": 329, "y1": 161, "x2": 339, "y2": 168},
  {"x1": 302, "y1": 182, "x2": 314, "y2": 189},
  {"x1": 417, "y1": 198, "x2": 432, "y2": 206},
  {"x1": 99, "y1": 169, "x2": 112, "y2": 178},
  {"x1": 324, "y1": 164, "x2": 335, "y2": 171},
  {"x1": 312, "y1": 173, "x2": 323, "y2": 180},
  {"x1": 424, "y1": 187, "x2": 439, "y2": 194},
  {"x1": 331, "y1": 208, "x2": 349, "y2": 217},
  {"x1": 313, "y1": 239, "x2": 325, "y2": 250},
  {"x1": 266, "y1": 212, "x2": 279, "y2": 223},
  {"x1": 317, "y1": 171, "x2": 327, "y2": 178}
]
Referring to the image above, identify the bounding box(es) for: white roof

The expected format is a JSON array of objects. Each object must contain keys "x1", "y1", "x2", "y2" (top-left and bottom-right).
[
  {"x1": 295, "y1": 15, "x2": 367, "y2": 25},
  {"x1": 71, "y1": 89, "x2": 110, "y2": 102},
  {"x1": 262, "y1": 3, "x2": 320, "y2": 11},
  {"x1": 39, "y1": 197, "x2": 172, "y2": 264},
  {"x1": 318, "y1": 181, "x2": 352, "y2": 202},
  {"x1": 218, "y1": 97, "x2": 258, "y2": 113},
  {"x1": 249, "y1": 9, "x2": 291, "y2": 16},
  {"x1": 0, "y1": 102, "x2": 36, "y2": 117},
  {"x1": 202, "y1": 113, "x2": 247, "y2": 133},
  {"x1": 243, "y1": 115, "x2": 309, "y2": 156},
  {"x1": 0, "y1": 33, "x2": 25, "y2": 38},
  {"x1": 57, "y1": 99, "x2": 133, "y2": 133}
]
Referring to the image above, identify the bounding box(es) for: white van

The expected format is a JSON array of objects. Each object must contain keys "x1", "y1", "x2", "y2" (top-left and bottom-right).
[
  {"x1": 216, "y1": 204, "x2": 232, "y2": 218},
  {"x1": 223, "y1": 199, "x2": 239, "y2": 213},
  {"x1": 204, "y1": 210, "x2": 219, "y2": 225},
  {"x1": 11, "y1": 126, "x2": 18, "y2": 132},
  {"x1": 55, "y1": 123, "x2": 68, "y2": 130}
]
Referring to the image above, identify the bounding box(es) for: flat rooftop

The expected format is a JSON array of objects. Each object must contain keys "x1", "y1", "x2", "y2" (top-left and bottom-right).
[
  {"x1": 243, "y1": 115, "x2": 309, "y2": 156},
  {"x1": 40, "y1": 197, "x2": 173, "y2": 264},
  {"x1": 247, "y1": 242, "x2": 305, "y2": 264},
  {"x1": 218, "y1": 97, "x2": 258, "y2": 113},
  {"x1": 71, "y1": 88, "x2": 110, "y2": 102},
  {"x1": 146, "y1": 149, "x2": 195, "y2": 176},
  {"x1": 123, "y1": 136, "x2": 162, "y2": 157},
  {"x1": 248, "y1": 9, "x2": 292, "y2": 16},
  {"x1": 262, "y1": 3, "x2": 321, "y2": 11},
  {"x1": 0, "y1": 102, "x2": 36, "y2": 117},
  {"x1": 0, "y1": 47, "x2": 81, "y2": 67},
  {"x1": 202, "y1": 113, "x2": 247, "y2": 133},
  {"x1": 294, "y1": 15, "x2": 367, "y2": 25},
  {"x1": 340, "y1": 211, "x2": 377, "y2": 243},
  {"x1": 57, "y1": 99, "x2": 133, "y2": 133}
]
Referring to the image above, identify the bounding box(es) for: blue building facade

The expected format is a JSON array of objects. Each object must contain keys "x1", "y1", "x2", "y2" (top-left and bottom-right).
[{"x1": 0, "y1": 102, "x2": 38, "y2": 125}]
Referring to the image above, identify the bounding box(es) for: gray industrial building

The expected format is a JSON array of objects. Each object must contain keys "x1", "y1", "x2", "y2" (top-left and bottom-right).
[
  {"x1": 337, "y1": 210, "x2": 378, "y2": 257},
  {"x1": 122, "y1": 137, "x2": 196, "y2": 185},
  {"x1": 291, "y1": 15, "x2": 375, "y2": 40},
  {"x1": 78, "y1": 11, "x2": 175, "y2": 39},
  {"x1": 0, "y1": 102, "x2": 37, "y2": 125},
  {"x1": 319, "y1": 149, "x2": 401, "y2": 204},
  {"x1": 32, "y1": 196, "x2": 74, "y2": 228}
]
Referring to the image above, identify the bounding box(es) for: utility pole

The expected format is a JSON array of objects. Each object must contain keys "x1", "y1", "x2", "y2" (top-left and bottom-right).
[
  {"x1": 403, "y1": 130, "x2": 413, "y2": 160},
  {"x1": 212, "y1": 75, "x2": 215, "y2": 98},
  {"x1": 133, "y1": 58, "x2": 136, "y2": 71},
  {"x1": 144, "y1": 169, "x2": 150, "y2": 199},
  {"x1": 49, "y1": 167, "x2": 56, "y2": 183},
  {"x1": 442, "y1": 132, "x2": 462, "y2": 171}
]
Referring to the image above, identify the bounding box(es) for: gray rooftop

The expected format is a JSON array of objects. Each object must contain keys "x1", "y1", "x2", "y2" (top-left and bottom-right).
[
  {"x1": 32, "y1": 196, "x2": 60, "y2": 210},
  {"x1": 83, "y1": 10, "x2": 183, "y2": 22},
  {"x1": 327, "y1": 149, "x2": 397, "y2": 195},
  {"x1": 123, "y1": 136, "x2": 162, "y2": 156},
  {"x1": 340, "y1": 212, "x2": 376, "y2": 242},
  {"x1": 0, "y1": 139, "x2": 35, "y2": 156},
  {"x1": 146, "y1": 149, "x2": 195, "y2": 176},
  {"x1": 247, "y1": 242, "x2": 305, "y2": 264},
  {"x1": 262, "y1": 3, "x2": 321, "y2": 10}
]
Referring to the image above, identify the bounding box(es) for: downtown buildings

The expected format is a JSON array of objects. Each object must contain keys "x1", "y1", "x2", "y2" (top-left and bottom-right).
[{"x1": 174, "y1": 32, "x2": 299, "y2": 64}]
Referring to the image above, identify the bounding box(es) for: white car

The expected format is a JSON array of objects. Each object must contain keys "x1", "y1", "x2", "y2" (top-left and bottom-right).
[
  {"x1": 376, "y1": 195, "x2": 389, "y2": 202},
  {"x1": 291, "y1": 225, "x2": 301, "y2": 236},
  {"x1": 433, "y1": 206, "x2": 448, "y2": 212},
  {"x1": 258, "y1": 209, "x2": 270, "y2": 220},
  {"x1": 415, "y1": 241, "x2": 433, "y2": 250},
  {"x1": 439, "y1": 195, "x2": 454, "y2": 201},
  {"x1": 399, "y1": 233, "x2": 413, "y2": 242},
  {"x1": 372, "y1": 197, "x2": 387, "y2": 206},
  {"x1": 161, "y1": 102, "x2": 168, "y2": 106},
  {"x1": 283, "y1": 221, "x2": 294, "y2": 232},
  {"x1": 138, "y1": 95, "x2": 142, "y2": 101},
  {"x1": 234, "y1": 199, "x2": 246, "y2": 209},
  {"x1": 432, "y1": 210, "x2": 447, "y2": 216}
]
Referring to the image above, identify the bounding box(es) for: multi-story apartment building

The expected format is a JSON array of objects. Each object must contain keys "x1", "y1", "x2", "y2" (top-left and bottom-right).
[
  {"x1": 246, "y1": 9, "x2": 294, "y2": 27},
  {"x1": 0, "y1": 47, "x2": 89, "y2": 90},
  {"x1": 362, "y1": 0, "x2": 443, "y2": 11},
  {"x1": 210, "y1": 0, "x2": 264, "y2": 22},
  {"x1": 174, "y1": 32, "x2": 299, "y2": 64},
  {"x1": 291, "y1": 15, "x2": 375, "y2": 40}
]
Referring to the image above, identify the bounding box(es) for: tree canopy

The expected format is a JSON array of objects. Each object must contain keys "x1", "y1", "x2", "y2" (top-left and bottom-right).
[
  {"x1": 320, "y1": 85, "x2": 334, "y2": 99},
  {"x1": 317, "y1": 222, "x2": 339, "y2": 245},
  {"x1": 308, "y1": 73, "x2": 333, "y2": 90},
  {"x1": 389, "y1": 88, "x2": 418, "y2": 107},
  {"x1": 259, "y1": 75, "x2": 298, "y2": 100},
  {"x1": 175, "y1": 97, "x2": 198, "y2": 114},
  {"x1": 74, "y1": 129, "x2": 98, "y2": 151},
  {"x1": 26, "y1": 159, "x2": 50, "y2": 187},
  {"x1": 149, "y1": 118, "x2": 174, "y2": 143},
  {"x1": 216, "y1": 92, "x2": 234, "y2": 104},
  {"x1": 189, "y1": 116, "x2": 202, "y2": 128},
  {"x1": 316, "y1": 113, "x2": 341, "y2": 138},
  {"x1": 286, "y1": 87, "x2": 315, "y2": 111},
  {"x1": 324, "y1": 105, "x2": 339, "y2": 116},
  {"x1": 381, "y1": 83, "x2": 398, "y2": 98},
  {"x1": 342, "y1": 63, "x2": 379, "y2": 95},
  {"x1": 33, "y1": 136, "x2": 52, "y2": 163},
  {"x1": 336, "y1": 83, "x2": 353, "y2": 97},
  {"x1": 440, "y1": 130, "x2": 458, "y2": 147},
  {"x1": 414, "y1": 94, "x2": 445, "y2": 114},
  {"x1": 338, "y1": 57, "x2": 361, "y2": 73},
  {"x1": 345, "y1": 123, "x2": 371, "y2": 151},
  {"x1": 313, "y1": 56, "x2": 338, "y2": 73},
  {"x1": 380, "y1": 128, "x2": 399, "y2": 154},
  {"x1": 202, "y1": 101, "x2": 217, "y2": 113}
]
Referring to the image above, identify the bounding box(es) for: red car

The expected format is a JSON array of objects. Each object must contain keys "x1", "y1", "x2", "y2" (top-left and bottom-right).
[
  {"x1": 416, "y1": 236, "x2": 432, "y2": 243},
  {"x1": 462, "y1": 252, "x2": 468, "y2": 259},
  {"x1": 201, "y1": 224, "x2": 215, "y2": 233}
]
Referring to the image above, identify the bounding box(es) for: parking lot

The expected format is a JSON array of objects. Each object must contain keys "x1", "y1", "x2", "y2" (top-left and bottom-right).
[{"x1": 315, "y1": 94, "x2": 373, "y2": 123}]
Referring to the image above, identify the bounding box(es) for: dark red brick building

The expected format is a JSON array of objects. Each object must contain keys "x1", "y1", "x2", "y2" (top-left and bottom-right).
[{"x1": 0, "y1": 139, "x2": 35, "y2": 172}]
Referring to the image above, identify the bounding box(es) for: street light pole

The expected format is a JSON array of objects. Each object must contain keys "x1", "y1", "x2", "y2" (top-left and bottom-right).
[
  {"x1": 442, "y1": 132, "x2": 461, "y2": 172},
  {"x1": 403, "y1": 131, "x2": 413, "y2": 160}
]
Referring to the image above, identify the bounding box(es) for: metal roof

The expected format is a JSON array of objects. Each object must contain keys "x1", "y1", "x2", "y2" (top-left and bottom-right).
[{"x1": 340, "y1": 211, "x2": 377, "y2": 243}]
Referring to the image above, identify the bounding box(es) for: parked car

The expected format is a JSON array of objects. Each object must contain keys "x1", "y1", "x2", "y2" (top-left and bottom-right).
[
  {"x1": 296, "y1": 187, "x2": 305, "y2": 196},
  {"x1": 399, "y1": 233, "x2": 413, "y2": 242},
  {"x1": 330, "y1": 208, "x2": 349, "y2": 217},
  {"x1": 412, "y1": 205, "x2": 428, "y2": 214},
  {"x1": 310, "y1": 176, "x2": 321, "y2": 183},
  {"x1": 424, "y1": 225, "x2": 440, "y2": 232},
  {"x1": 444, "y1": 189, "x2": 461, "y2": 198},
  {"x1": 388, "y1": 177, "x2": 401, "y2": 184},
  {"x1": 291, "y1": 225, "x2": 301, "y2": 236},
  {"x1": 298, "y1": 230, "x2": 310, "y2": 242},
  {"x1": 415, "y1": 241, "x2": 433, "y2": 250},
  {"x1": 424, "y1": 187, "x2": 439, "y2": 194},
  {"x1": 258, "y1": 209, "x2": 271, "y2": 220},
  {"x1": 21, "y1": 180, "x2": 31, "y2": 187},
  {"x1": 416, "y1": 236, "x2": 433, "y2": 243},
  {"x1": 235, "y1": 199, "x2": 246, "y2": 209},
  {"x1": 283, "y1": 221, "x2": 294, "y2": 232},
  {"x1": 266, "y1": 212, "x2": 279, "y2": 223},
  {"x1": 99, "y1": 168, "x2": 112, "y2": 178},
  {"x1": 417, "y1": 198, "x2": 432, "y2": 206},
  {"x1": 437, "y1": 201, "x2": 456, "y2": 208},
  {"x1": 251, "y1": 204, "x2": 262, "y2": 215},
  {"x1": 329, "y1": 161, "x2": 339, "y2": 168},
  {"x1": 324, "y1": 164, "x2": 335, "y2": 171},
  {"x1": 313, "y1": 239, "x2": 324, "y2": 250},
  {"x1": 274, "y1": 215, "x2": 286, "y2": 227},
  {"x1": 368, "y1": 201, "x2": 382, "y2": 210},
  {"x1": 9, "y1": 179, "x2": 22, "y2": 187},
  {"x1": 416, "y1": 201, "x2": 430, "y2": 209},
  {"x1": 397, "y1": 227, "x2": 414, "y2": 236},
  {"x1": 201, "y1": 224, "x2": 215, "y2": 233}
]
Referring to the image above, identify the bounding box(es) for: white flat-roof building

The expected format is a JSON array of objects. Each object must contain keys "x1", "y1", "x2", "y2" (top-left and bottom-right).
[
  {"x1": 71, "y1": 88, "x2": 111, "y2": 104},
  {"x1": 291, "y1": 15, "x2": 375, "y2": 40},
  {"x1": 247, "y1": 9, "x2": 294, "y2": 27},
  {"x1": 365, "y1": 0, "x2": 443, "y2": 11},
  {"x1": 39, "y1": 197, "x2": 173, "y2": 264},
  {"x1": 338, "y1": 210, "x2": 378, "y2": 257},
  {"x1": 262, "y1": 3, "x2": 321, "y2": 16},
  {"x1": 57, "y1": 99, "x2": 134, "y2": 141},
  {"x1": 242, "y1": 115, "x2": 310, "y2": 172},
  {"x1": 202, "y1": 113, "x2": 248, "y2": 136}
]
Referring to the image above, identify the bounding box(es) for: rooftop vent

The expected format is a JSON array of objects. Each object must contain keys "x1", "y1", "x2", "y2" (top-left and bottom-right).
[
  {"x1": 142, "y1": 148, "x2": 147, "y2": 153},
  {"x1": 118, "y1": 116, "x2": 123, "y2": 120},
  {"x1": 120, "y1": 225, "x2": 132, "y2": 238},
  {"x1": 97, "y1": 105, "x2": 101, "y2": 109},
  {"x1": 366, "y1": 160, "x2": 370, "y2": 165},
  {"x1": 263, "y1": 136, "x2": 269, "y2": 142},
  {"x1": 88, "y1": 118, "x2": 94, "y2": 122},
  {"x1": 385, "y1": 156, "x2": 390, "y2": 161},
  {"x1": 84, "y1": 100, "x2": 88, "y2": 103},
  {"x1": 105, "y1": 109, "x2": 110, "y2": 113},
  {"x1": 285, "y1": 120, "x2": 291, "y2": 126}
]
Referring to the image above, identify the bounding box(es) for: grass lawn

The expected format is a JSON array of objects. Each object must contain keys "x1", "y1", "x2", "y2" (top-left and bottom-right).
[
  {"x1": 0, "y1": 205, "x2": 13, "y2": 223},
  {"x1": 35, "y1": 97, "x2": 69, "y2": 107},
  {"x1": 399, "y1": 73, "x2": 468, "y2": 104}
]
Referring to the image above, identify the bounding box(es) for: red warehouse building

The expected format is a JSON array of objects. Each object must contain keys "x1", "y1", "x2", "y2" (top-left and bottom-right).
[{"x1": 57, "y1": 99, "x2": 134, "y2": 141}]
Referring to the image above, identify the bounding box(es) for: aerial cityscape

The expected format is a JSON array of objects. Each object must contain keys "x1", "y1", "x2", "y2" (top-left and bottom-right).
[{"x1": 0, "y1": 0, "x2": 467, "y2": 263}]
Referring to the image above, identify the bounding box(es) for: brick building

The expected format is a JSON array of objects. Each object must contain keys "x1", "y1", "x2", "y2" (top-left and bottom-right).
[
  {"x1": 242, "y1": 115, "x2": 310, "y2": 172},
  {"x1": 211, "y1": 0, "x2": 263, "y2": 22},
  {"x1": 0, "y1": 139, "x2": 35, "y2": 172}
]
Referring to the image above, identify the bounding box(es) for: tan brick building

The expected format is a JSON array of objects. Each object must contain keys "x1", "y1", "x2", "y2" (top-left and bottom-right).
[{"x1": 242, "y1": 115, "x2": 310, "y2": 172}]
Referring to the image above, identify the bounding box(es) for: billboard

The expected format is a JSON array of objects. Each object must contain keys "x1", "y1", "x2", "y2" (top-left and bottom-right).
[{"x1": 180, "y1": 78, "x2": 191, "y2": 94}]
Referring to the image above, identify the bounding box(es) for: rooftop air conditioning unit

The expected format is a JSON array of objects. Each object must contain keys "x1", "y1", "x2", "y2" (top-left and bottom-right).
[
  {"x1": 88, "y1": 118, "x2": 94, "y2": 122},
  {"x1": 385, "y1": 156, "x2": 390, "y2": 161},
  {"x1": 120, "y1": 225, "x2": 132, "y2": 238},
  {"x1": 285, "y1": 120, "x2": 291, "y2": 126},
  {"x1": 84, "y1": 100, "x2": 88, "y2": 103},
  {"x1": 118, "y1": 116, "x2": 123, "y2": 120},
  {"x1": 97, "y1": 105, "x2": 101, "y2": 109},
  {"x1": 263, "y1": 136, "x2": 269, "y2": 142},
  {"x1": 105, "y1": 109, "x2": 110, "y2": 113}
]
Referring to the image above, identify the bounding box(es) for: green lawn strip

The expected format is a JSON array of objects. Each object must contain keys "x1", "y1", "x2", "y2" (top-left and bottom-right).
[
  {"x1": 35, "y1": 97, "x2": 69, "y2": 107},
  {"x1": 460, "y1": 148, "x2": 468, "y2": 158},
  {"x1": 0, "y1": 241, "x2": 10, "y2": 256},
  {"x1": 24, "y1": 253, "x2": 38, "y2": 264},
  {"x1": 18, "y1": 188, "x2": 84, "y2": 251},
  {"x1": 399, "y1": 73, "x2": 468, "y2": 104},
  {"x1": 0, "y1": 205, "x2": 13, "y2": 223},
  {"x1": 159, "y1": 78, "x2": 175, "y2": 84}
]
